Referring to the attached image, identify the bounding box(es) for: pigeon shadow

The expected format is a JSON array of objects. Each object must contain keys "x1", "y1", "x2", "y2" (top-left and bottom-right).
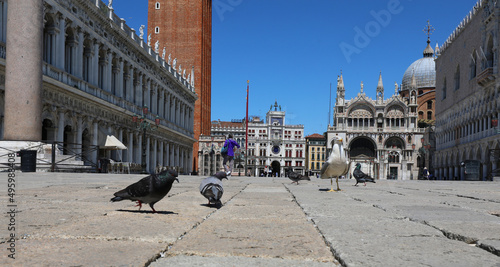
[
  {"x1": 116, "y1": 209, "x2": 177, "y2": 215},
  {"x1": 200, "y1": 203, "x2": 223, "y2": 209}
]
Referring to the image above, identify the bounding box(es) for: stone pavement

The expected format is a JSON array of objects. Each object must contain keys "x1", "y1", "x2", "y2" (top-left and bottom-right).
[{"x1": 0, "y1": 172, "x2": 499, "y2": 266}]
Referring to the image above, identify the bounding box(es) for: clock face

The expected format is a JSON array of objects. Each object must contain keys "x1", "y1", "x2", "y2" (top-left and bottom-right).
[{"x1": 272, "y1": 145, "x2": 280, "y2": 154}]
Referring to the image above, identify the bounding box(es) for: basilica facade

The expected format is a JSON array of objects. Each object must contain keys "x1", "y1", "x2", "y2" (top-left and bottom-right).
[
  {"x1": 327, "y1": 72, "x2": 425, "y2": 180},
  {"x1": 0, "y1": 0, "x2": 197, "y2": 173}
]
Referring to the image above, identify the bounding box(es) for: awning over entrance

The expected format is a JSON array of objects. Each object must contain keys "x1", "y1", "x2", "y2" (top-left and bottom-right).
[{"x1": 102, "y1": 135, "x2": 127, "y2": 150}]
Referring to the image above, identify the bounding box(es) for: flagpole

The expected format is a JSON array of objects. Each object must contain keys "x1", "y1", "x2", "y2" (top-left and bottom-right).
[{"x1": 245, "y1": 80, "x2": 249, "y2": 176}]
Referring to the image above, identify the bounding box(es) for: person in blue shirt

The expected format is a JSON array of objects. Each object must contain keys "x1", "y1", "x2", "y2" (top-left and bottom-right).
[{"x1": 223, "y1": 134, "x2": 240, "y2": 176}]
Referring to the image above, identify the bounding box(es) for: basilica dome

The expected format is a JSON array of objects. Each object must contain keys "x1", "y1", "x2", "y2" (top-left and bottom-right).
[{"x1": 401, "y1": 41, "x2": 436, "y2": 90}]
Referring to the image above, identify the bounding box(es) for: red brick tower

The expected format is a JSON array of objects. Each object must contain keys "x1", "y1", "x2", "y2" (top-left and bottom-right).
[{"x1": 148, "y1": 0, "x2": 212, "y2": 173}]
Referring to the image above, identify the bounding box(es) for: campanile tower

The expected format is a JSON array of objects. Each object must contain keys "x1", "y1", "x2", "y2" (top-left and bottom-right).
[{"x1": 148, "y1": 0, "x2": 212, "y2": 172}]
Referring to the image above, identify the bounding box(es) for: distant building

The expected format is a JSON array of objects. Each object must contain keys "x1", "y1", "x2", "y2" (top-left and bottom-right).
[
  {"x1": 305, "y1": 133, "x2": 326, "y2": 177},
  {"x1": 328, "y1": 72, "x2": 424, "y2": 180},
  {"x1": 247, "y1": 101, "x2": 306, "y2": 177},
  {"x1": 202, "y1": 101, "x2": 306, "y2": 177},
  {"x1": 198, "y1": 120, "x2": 245, "y2": 176},
  {"x1": 434, "y1": 0, "x2": 500, "y2": 180}
]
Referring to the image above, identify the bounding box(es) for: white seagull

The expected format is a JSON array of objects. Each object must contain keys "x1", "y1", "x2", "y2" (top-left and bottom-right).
[{"x1": 320, "y1": 135, "x2": 350, "y2": 192}]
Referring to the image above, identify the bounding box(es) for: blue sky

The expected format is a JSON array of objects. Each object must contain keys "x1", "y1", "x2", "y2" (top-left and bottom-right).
[{"x1": 112, "y1": 0, "x2": 476, "y2": 136}]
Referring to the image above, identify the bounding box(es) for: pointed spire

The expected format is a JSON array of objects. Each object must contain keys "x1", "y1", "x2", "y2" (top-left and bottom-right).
[
  {"x1": 377, "y1": 71, "x2": 384, "y2": 89},
  {"x1": 423, "y1": 20, "x2": 435, "y2": 57},
  {"x1": 410, "y1": 71, "x2": 417, "y2": 89},
  {"x1": 337, "y1": 72, "x2": 345, "y2": 90}
]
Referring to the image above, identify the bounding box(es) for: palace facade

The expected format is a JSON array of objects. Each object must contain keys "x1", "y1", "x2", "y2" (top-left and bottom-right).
[
  {"x1": 0, "y1": 0, "x2": 197, "y2": 173},
  {"x1": 434, "y1": 0, "x2": 500, "y2": 180}
]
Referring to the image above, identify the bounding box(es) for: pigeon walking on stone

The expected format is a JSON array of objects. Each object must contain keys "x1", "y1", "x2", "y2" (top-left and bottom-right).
[
  {"x1": 353, "y1": 163, "x2": 376, "y2": 186},
  {"x1": 286, "y1": 168, "x2": 310, "y2": 185},
  {"x1": 110, "y1": 169, "x2": 178, "y2": 213},
  {"x1": 199, "y1": 171, "x2": 227, "y2": 207},
  {"x1": 320, "y1": 135, "x2": 350, "y2": 192}
]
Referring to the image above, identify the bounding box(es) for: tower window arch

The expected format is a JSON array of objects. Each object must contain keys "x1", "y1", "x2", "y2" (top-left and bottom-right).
[
  {"x1": 155, "y1": 26, "x2": 160, "y2": 34},
  {"x1": 155, "y1": 2, "x2": 160, "y2": 9}
]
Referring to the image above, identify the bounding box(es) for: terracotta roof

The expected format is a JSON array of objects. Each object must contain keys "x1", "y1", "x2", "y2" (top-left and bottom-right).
[
  {"x1": 305, "y1": 133, "x2": 325, "y2": 139},
  {"x1": 211, "y1": 120, "x2": 245, "y2": 129}
]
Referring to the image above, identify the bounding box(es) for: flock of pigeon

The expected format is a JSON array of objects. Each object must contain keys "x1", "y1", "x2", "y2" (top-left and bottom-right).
[{"x1": 110, "y1": 135, "x2": 376, "y2": 213}]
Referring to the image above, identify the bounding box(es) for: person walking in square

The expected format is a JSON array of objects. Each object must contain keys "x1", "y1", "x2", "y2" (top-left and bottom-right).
[{"x1": 223, "y1": 134, "x2": 240, "y2": 176}]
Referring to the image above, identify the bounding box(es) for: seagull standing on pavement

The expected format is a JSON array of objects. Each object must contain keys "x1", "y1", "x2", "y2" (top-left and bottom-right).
[{"x1": 320, "y1": 136, "x2": 350, "y2": 192}]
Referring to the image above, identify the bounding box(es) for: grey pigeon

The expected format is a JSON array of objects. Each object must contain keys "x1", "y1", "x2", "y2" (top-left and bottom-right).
[
  {"x1": 353, "y1": 163, "x2": 376, "y2": 186},
  {"x1": 286, "y1": 168, "x2": 310, "y2": 185},
  {"x1": 320, "y1": 135, "x2": 350, "y2": 191},
  {"x1": 199, "y1": 171, "x2": 227, "y2": 207},
  {"x1": 110, "y1": 169, "x2": 178, "y2": 213}
]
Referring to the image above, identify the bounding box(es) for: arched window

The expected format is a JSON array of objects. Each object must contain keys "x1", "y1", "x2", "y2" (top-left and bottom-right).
[
  {"x1": 155, "y1": 26, "x2": 160, "y2": 34},
  {"x1": 427, "y1": 100, "x2": 433, "y2": 109},
  {"x1": 427, "y1": 111, "x2": 432, "y2": 120},
  {"x1": 155, "y1": 2, "x2": 160, "y2": 9}
]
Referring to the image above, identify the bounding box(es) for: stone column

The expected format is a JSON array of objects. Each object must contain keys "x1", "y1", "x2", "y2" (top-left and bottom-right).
[
  {"x1": 92, "y1": 41, "x2": 99, "y2": 86},
  {"x1": 135, "y1": 74, "x2": 143, "y2": 106},
  {"x1": 165, "y1": 142, "x2": 170, "y2": 167},
  {"x1": 128, "y1": 132, "x2": 134, "y2": 163},
  {"x1": 152, "y1": 139, "x2": 157, "y2": 172},
  {"x1": 57, "y1": 111, "x2": 65, "y2": 143},
  {"x1": 158, "y1": 141, "x2": 164, "y2": 170},
  {"x1": 106, "y1": 50, "x2": 113, "y2": 92},
  {"x1": 76, "y1": 116, "x2": 83, "y2": 160},
  {"x1": 92, "y1": 121, "x2": 98, "y2": 167},
  {"x1": 76, "y1": 29, "x2": 84, "y2": 79},
  {"x1": 146, "y1": 136, "x2": 150, "y2": 172},
  {"x1": 158, "y1": 89, "x2": 164, "y2": 119},
  {"x1": 117, "y1": 129, "x2": 123, "y2": 161},
  {"x1": 56, "y1": 15, "x2": 66, "y2": 70},
  {"x1": 117, "y1": 58, "x2": 124, "y2": 97},
  {"x1": 0, "y1": 1, "x2": 7, "y2": 42},
  {"x1": 4, "y1": 0, "x2": 44, "y2": 140}
]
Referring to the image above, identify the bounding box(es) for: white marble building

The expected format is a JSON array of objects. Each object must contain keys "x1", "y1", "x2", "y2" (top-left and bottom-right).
[
  {"x1": 246, "y1": 101, "x2": 306, "y2": 177},
  {"x1": 327, "y1": 73, "x2": 424, "y2": 180},
  {"x1": 0, "y1": 0, "x2": 197, "y2": 173},
  {"x1": 199, "y1": 101, "x2": 306, "y2": 177}
]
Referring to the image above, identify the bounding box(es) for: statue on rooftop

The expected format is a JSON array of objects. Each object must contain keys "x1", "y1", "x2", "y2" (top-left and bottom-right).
[{"x1": 139, "y1": 25, "x2": 145, "y2": 39}]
